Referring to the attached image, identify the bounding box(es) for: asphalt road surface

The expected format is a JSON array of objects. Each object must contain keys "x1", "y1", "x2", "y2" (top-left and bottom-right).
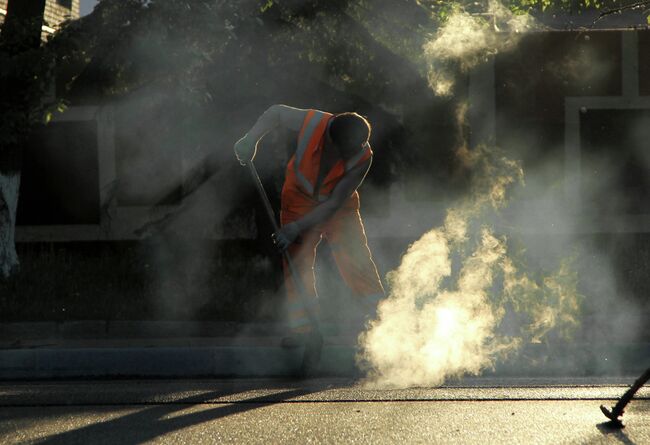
[{"x1": 1, "y1": 377, "x2": 649, "y2": 444}]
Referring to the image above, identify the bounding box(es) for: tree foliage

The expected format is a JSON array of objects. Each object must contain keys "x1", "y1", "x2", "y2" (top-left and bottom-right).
[{"x1": 421, "y1": 0, "x2": 647, "y2": 15}]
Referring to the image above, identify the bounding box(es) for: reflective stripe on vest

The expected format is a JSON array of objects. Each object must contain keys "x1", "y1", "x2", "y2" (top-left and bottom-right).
[
  {"x1": 294, "y1": 110, "x2": 329, "y2": 195},
  {"x1": 292, "y1": 110, "x2": 372, "y2": 199},
  {"x1": 345, "y1": 141, "x2": 372, "y2": 171},
  {"x1": 316, "y1": 142, "x2": 371, "y2": 202}
]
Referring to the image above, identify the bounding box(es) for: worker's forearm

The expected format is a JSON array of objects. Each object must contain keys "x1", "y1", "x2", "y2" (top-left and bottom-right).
[
  {"x1": 247, "y1": 105, "x2": 281, "y2": 142},
  {"x1": 293, "y1": 161, "x2": 369, "y2": 232},
  {"x1": 294, "y1": 200, "x2": 341, "y2": 232}
]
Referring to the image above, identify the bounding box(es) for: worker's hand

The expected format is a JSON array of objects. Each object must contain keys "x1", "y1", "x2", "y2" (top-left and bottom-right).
[
  {"x1": 272, "y1": 222, "x2": 301, "y2": 251},
  {"x1": 233, "y1": 133, "x2": 256, "y2": 166}
]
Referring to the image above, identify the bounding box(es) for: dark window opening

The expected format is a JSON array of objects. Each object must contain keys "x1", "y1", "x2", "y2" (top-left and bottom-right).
[
  {"x1": 17, "y1": 120, "x2": 101, "y2": 225},
  {"x1": 580, "y1": 109, "x2": 650, "y2": 215},
  {"x1": 56, "y1": 0, "x2": 73, "y2": 9}
]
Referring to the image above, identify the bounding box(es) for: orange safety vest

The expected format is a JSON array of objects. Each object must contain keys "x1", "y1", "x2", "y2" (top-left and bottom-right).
[{"x1": 281, "y1": 110, "x2": 373, "y2": 214}]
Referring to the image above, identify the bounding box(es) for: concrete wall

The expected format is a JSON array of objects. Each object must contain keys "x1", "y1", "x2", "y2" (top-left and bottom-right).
[{"x1": 44, "y1": 0, "x2": 80, "y2": 28}]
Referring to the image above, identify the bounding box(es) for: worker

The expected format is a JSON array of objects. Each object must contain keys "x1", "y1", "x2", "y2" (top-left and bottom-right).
[{"x1": 234, "y1": 105, "x2": 385, "y2": 346}]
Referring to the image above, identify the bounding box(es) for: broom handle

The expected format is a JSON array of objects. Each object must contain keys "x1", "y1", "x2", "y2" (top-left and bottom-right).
[{"x1": 247, "y1": 162, "x2": 320, "y2": 330}]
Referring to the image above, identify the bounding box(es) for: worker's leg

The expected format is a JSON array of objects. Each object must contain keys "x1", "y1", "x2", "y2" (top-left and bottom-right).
[
  {"x1": 282, "y1": 227, "x2": 322, "y2": 334},
  {"x1": 325, "y1": 210, "x2": 385, "y2": 314}
]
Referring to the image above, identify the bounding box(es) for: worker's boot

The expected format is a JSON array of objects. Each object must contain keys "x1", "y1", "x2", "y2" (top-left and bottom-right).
[
  {"x1": 280, "y1": 332, "x2": 312, "y2": 349},
  {"x1": 281, "y1": 331, "x2": 323, "y2": 377},
  {"x1": 300, "y1": 330, "x2": 324, "y2": 377}
]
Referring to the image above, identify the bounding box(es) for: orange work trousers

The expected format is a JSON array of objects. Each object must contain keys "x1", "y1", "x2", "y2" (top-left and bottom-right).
[{"x1": 280, "y1": 207, "x2": 385, "y2": 333}]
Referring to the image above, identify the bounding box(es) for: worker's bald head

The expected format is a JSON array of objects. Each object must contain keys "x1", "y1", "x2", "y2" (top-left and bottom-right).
[{"x1": 329, "y1": 112, "x2": 371, "y2": 159}]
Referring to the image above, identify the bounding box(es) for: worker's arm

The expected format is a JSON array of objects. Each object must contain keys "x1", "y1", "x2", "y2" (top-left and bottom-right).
[
  {"x1": 234, "y1": 105, "x2": 307, "y2": 164},
  {"x1": 273, "y1": 158, "x2": 372, "y2": 251}
]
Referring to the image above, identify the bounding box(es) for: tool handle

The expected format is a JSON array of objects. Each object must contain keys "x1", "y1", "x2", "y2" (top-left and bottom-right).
[
  {"x1": 247, "y1": 162, "x2": 320, "y2": 330},
  {"x1": 248, "y1": 163, "x2": 281, "y2": 233}
]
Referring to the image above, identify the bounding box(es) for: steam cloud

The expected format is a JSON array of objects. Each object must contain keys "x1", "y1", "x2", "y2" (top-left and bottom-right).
[
  {"x1": 358, "y1": 4, "x2": 583, "y2": 388},
  {"x1": 424, "y1": 0, "x2": 538, "y2": 96},
  {"x1": 358, "y1": 140, "x2": 581, "y2": 388}
]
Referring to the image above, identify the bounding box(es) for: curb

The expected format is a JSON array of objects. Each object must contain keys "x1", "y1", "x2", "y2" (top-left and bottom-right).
[
  {"x1": 0, "y1": 321, "x2": 290, "y2": 340},
  {"x1": 0, "y1": 345, "x2": 357, "y2": 379},
  {"x1": 1, "y1": 342, "x2": 649, "y2": 380}
]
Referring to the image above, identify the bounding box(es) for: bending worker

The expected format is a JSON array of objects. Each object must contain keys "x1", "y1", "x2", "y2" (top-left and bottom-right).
[{"x1": 234, "y1": 105, "x2": 385, "y2": 345}]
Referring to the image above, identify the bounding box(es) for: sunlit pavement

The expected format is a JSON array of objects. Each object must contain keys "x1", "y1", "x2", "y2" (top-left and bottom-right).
[{"x1": 1, "y1": 377, "x2": 648, "y2": 444}]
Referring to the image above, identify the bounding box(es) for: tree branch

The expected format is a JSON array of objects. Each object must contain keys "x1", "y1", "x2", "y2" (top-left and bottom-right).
[{"x1": 596, "y1": 0, "x2": 650, "y2": 23}]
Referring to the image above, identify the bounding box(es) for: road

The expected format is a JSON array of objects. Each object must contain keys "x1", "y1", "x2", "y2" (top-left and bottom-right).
[{"x1": 1, "y1": 377, "x2": 648, "y2": 444}]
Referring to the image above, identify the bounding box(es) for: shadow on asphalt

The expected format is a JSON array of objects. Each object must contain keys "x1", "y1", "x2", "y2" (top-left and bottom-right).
[
  {"x1": 26, "y1": 383, "x2": 319, "y2": 445},
  {"x1": 596, "y1": 422, "x2": 636, "y2": 445}
]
